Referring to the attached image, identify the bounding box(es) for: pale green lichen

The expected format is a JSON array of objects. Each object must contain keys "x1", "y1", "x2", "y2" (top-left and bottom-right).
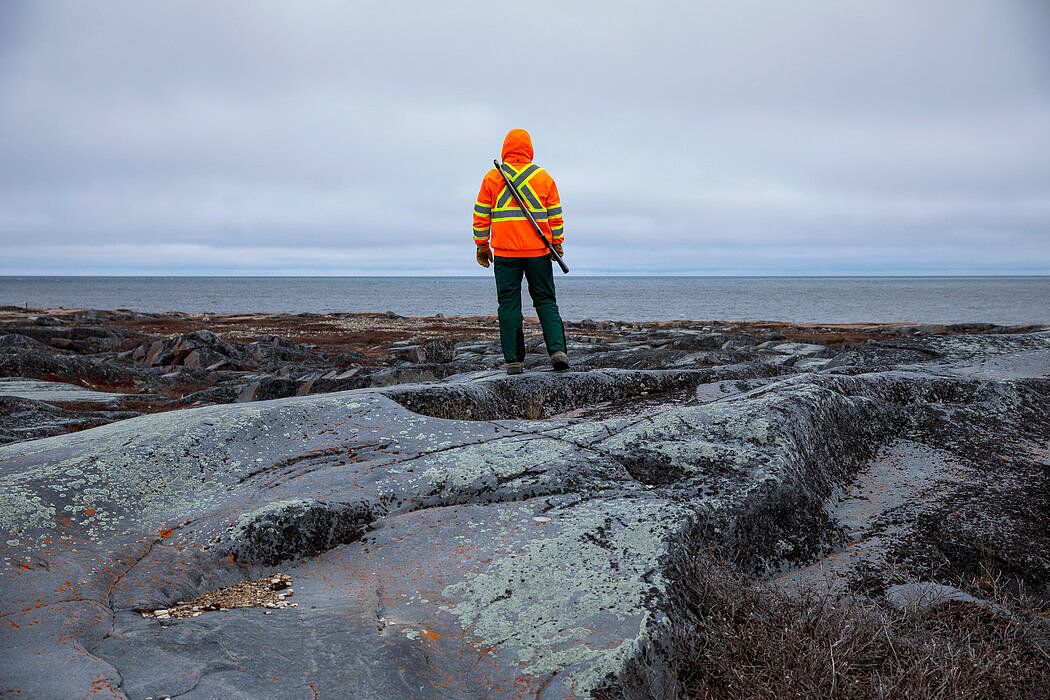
[
  {"x1": 441, "y1": 497, "x2": 686, "y2": 694},
  {"x1": 417, "y1": 435, "x2": 573, "y2": 492},
  {"x1": 0, "y1": 393, "x2": 392, "y2": 539}
]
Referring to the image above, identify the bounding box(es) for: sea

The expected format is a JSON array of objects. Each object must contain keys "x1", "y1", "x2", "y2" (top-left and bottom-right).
[{"x1": 1, "y1": 276, "x2": 1047, "y2": 325}]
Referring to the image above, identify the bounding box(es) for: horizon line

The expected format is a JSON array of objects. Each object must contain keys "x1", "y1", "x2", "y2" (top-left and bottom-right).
[{"x1": 1, "y1": 273, "x2": 1048, "y2": 279}]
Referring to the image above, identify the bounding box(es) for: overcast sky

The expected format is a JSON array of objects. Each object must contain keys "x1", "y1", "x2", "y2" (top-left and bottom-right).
[{"x1": 1, "y1": 1, "x2": 1048, "y2": 275}]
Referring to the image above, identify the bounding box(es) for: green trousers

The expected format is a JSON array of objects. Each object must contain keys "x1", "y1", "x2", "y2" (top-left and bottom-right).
[{"x1": 493, "y1": 256, "x2": 567, "y2": 363}]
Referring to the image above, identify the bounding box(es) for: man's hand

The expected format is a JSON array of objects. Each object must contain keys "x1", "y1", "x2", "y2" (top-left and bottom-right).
[
  {"x1": 550, "y1": 243, "x2": 563, "y2": 261},
  {"x1": 476, "y1": 244, "x2": 493, "y2": 268}
]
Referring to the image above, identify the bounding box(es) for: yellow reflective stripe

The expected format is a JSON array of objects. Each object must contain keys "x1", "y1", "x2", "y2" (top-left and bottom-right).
[
  {"x1": 518, "y1": 183, "x2": 542, "y2": 210},
  {"x1": 496, "y1": 164, "x2": 540, "y2": 207}
]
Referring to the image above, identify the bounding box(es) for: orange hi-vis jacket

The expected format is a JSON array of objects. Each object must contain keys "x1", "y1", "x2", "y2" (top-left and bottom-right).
[{"x1": 473, "y1": 128, "x2": 564, "y2": 258}]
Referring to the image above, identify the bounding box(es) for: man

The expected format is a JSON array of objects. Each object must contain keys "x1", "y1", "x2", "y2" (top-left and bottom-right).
[{"x1": 473, "y1": 128, "x2": 569, "y2": 375}]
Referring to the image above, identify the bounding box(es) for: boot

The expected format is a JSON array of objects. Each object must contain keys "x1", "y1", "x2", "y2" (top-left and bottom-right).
[
  {"x1": 506, "y1": 362, "x2": 523, "y2": 375},
  {"x1": 550, "y1": 351, "x2": 569, "y2": 371}
]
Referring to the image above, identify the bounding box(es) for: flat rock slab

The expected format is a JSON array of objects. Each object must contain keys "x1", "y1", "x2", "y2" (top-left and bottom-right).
[
  {"x1": 0, "y1": 377, "x2": 130, "y2": 403},
  {"x1": 0, "y1": 378, "x2": 690, "y2": 697},
  {"x1": 2, "y1": 332, "x2": 1049, "y2": 698}
]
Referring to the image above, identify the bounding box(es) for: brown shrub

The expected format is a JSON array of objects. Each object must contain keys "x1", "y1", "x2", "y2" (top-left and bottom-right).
[{"x1": 595, "y1": 549, "x2": 1050, "y2": 700}]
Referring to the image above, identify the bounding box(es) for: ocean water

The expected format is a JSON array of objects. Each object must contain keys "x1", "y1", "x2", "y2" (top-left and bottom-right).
[{"x1": 0, "y1": 276, "x2": 1047, "y2": 325}]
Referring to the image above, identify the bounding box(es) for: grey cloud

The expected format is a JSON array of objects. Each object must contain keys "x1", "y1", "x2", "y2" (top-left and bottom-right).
[{"x1": 0, "y1": 0, "x2": 1048, "y2": 275}]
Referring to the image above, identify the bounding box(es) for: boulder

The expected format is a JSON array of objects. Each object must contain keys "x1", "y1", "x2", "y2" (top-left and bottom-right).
[
  {"x1": 143, "y1": 339, "x2": 173, "y2": 366},
  {"x1": 408, "y1": 339, "x2": 455, "y2": 364}
]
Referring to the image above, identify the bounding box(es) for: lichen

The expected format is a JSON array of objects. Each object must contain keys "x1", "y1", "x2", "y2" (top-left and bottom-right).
[{"x1": 441, "y1": 497, "x2": 686, "y2": 693}]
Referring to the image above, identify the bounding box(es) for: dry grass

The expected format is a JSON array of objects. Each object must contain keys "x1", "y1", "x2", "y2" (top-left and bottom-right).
[{"x1": 595, "y1": 549, "x2": 1050, "y2": 700}]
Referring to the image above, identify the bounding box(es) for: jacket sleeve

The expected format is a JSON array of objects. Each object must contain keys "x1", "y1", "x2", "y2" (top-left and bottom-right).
[
  {"x1": 472, "y1": 174, "x2": 493, "y2": 246},
  {"x1": 545, "y1": 178, "x2": 564, "y2": 245}
]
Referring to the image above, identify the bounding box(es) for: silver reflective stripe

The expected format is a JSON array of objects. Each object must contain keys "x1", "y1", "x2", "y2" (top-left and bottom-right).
[
  {"x1": 474, "y1": 204, "x2": 491, "y2": 215},
  {"x1": 546, "y1": 206, "x2": 562, "y2": 217},
  {"x1": 512, "y1": 164, "x2": 538, "y2": 187},
  {"x1": 492, "y1": 210, "x2": 548, "y2": 220},
  {"x1": 519, "y1": 185, "x2": 542, "y2": 210}
]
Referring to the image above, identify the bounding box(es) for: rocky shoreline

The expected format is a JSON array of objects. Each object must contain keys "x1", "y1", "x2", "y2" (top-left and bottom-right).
[{"x1": 1, "y1": 307, "x2": 1048, "y2": 697}]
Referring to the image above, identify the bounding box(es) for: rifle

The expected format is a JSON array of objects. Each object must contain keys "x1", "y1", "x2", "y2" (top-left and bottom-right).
[{"x1": 493, "y1": 159, "x2": 569, "y2": 274}]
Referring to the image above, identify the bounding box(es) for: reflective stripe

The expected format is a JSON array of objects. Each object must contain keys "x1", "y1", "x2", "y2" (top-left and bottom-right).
[
  {"x1": 474, "y1": 202, "x2": 491, "y2": 215},
  {"x1": 519, "y1": 184, "x2": 542, "y2": 210},
  {"x1": 546, "y1": 206, "x2": 562, "y2": 217},
  {"x1": 492, "y1": 210, "x2": 547, "y2": 221},
  {"x1": 496, "y1": 163, "x2": 541, "y2": 207},
  {"x1": 512, "y1": 164, "x2": 538, "y2": 187}
]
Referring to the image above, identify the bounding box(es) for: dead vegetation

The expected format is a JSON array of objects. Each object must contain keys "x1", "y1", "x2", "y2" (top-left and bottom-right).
[
  {"x1": 595, "y1": 549, "x2": 1050, "y2": 700},
  {"x1": 142, "y1": 573, "x2": 295, "y2": 619}
]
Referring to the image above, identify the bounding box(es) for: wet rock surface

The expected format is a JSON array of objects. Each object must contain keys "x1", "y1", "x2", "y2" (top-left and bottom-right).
[{"x1": 1, "y1": 306, "x2": 1048, "y2": 697}]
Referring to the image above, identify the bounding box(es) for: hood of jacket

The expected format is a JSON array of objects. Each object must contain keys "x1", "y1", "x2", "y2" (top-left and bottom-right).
[{"x1": 501, "y1": 128, "x2": 534, "y2": 164}]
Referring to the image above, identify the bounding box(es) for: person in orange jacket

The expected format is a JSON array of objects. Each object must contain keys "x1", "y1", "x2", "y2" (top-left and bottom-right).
[{"x1": 473, "y1": 128, "x2": 569, "y2": 375}]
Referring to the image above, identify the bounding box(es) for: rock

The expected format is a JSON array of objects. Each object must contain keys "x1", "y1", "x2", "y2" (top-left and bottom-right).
[
  {"x1": 408, "y1": 339, "x2": 455, "y2": 364},
  {"x1": 772, "y1": 342, "x2": 826, "y2": 357},
  {"x1": 214, "y1": 498, "x2": 374, "y2": 566},
  {"x1": 2, "y1": 312, "x2": 1048, "y2": 698},
  {"x1": 171, "y1": 330, "x2": 238, "y2": 362},
  {"x1": 0, "y1": 395, "x2": 114, "y2": 443},
  {"x1": 883, "y1": 583, "x2": 1017, "y2": 622},
  {"x1": 182, "y1": 348, "x2": 224, "y2": 371},
  {"x1": 0, "y1": 334, "x2": 49, "y2": 351},
  {"x1": 794, "y1": 357, "x2": 832, "y2": 371},
  {"x1": 144, "y1": 339, "x2": 173, "y2": 367},
  {"x1": 236, "y1": 381, "x2": 260, "y2": 403}
]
